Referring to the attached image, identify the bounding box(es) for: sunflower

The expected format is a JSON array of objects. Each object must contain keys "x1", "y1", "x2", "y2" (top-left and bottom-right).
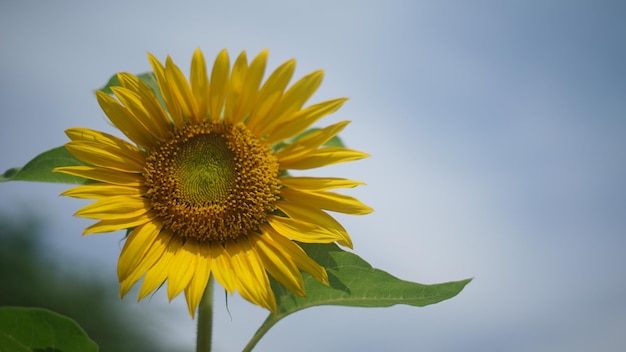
[{"x1": 55, "y1": 49, "x2": 372, "y2": 316}]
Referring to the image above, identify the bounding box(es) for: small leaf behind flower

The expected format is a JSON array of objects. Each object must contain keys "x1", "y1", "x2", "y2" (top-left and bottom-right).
[
  {"x1": 98, "y1": 72, "x2": 165, "y2": 107},
  {"x1": 244, "y1": 243, "x2": 472, "y2": 350},
  {"x1": 272, "y1": 128, "x2": 345, "y2": 154},
  {"x1": 294, "y1": 127, "x2": 345, "y2": 147},
  {"x1": 0, "y1": 146, "x2": 89, "y2": 184},
  {"x1": 0, "y1": 307, "x2": 98, "y2": 352},
  {"x1": 98, "y1": 72, "x2": 158, "y2": 95}
]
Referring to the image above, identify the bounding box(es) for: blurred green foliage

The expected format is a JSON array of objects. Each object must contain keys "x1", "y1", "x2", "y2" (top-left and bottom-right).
[{"x1": 0, "y1": 211, "x2": 176, "y2": 352}]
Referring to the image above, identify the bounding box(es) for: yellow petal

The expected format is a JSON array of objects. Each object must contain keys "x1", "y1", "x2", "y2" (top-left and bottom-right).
[
  {"x1": 165, "y1": 56, "x2": 199, "y2": 122},
  {"x1": 95, "y1": 91, "x2": 157, "y2": 149},
  {"x1": 147, "y1": 53, "x2": 184, "y2": 128},
  {"x1": 268, "y1": 215, "x2": 345, "y2": 244},
  {"x1": 257, "y1": 70, "x2": 323, "y2": 137},
  {"x1": 208, "y1": 243, "x2": 236, "y2": 294},
  {"x1": 53, "y1": 166, "x2": 142, "y2": 186},
  {"x1": 276, "y1": 201, "x2": 353, "y2": 248},
  {"x1": 281, "y1": 188, "x2": 373, "y2": 215},
  {"x1": 167, "y1": 239, "x2": 198, "y2": 301},
  {"x1": 209, "y1": 49, "x2": 230, "y2": 121},
  {"x1": 251, "y1": 233, "x2": 305, "y2": 296},
  {"x1": 118, "y1": 220, "x2": 163, "y2": 281},
  {"x1": 264, "y1": 98, "x2": 348, "y2": 144},
  {"x1": 120, "y1": 229, "x2": 172, "y2": 297},
  {"x1": 261, "y1": 224, "x2": 328, "y2": 285},
  {"x1": 65, "y1": 128, "x2": 142, "y2": 155},
  {"x1": 190, "y1": 49, "x2": 210, "y2": 123},
  {"x1": 75, "y1": 195, "x2": 149, "y2": 220},
  {"x1": 279, "y1": 147, "x2": 370, "y2": 170},
  {"x1": 276, "y1": 120, "x2": 350, "y2": 160},
  {"x1": 223, "y1": 242, "x2": 256, "y2": 298},
  {"x1": 280, "y1": 176, "x2": 365, "y2": 191},
  {"x1": 224, "y1": 51, "x2": 248, "y2": 124},
  {"x1": 61, "y1": 184, "x2": 145, "y2": 199},
  {"x1": 117, "y1": 72, "x2": 172, "y2": 139},
  {"x1": 229, "y1": 49, "x2": 268, "y2": 124},
  {"x1": 246, "y1": 59, "x2": 295, "y2": 134},
  {"x1": 184, "y1": 243, "x2": 211, "y2": 318},
  {"x1": 65, "y1": 141, "x2": 145, "y2": 172},
  {"x1": 109, "y1": 86, "x2": 169, "y2": 144},
  {"x1": 138, "y1": 235, "x2": 183, "y2": 300},
  {"x1": 83, "y1": 212, "x2": 155, "y2": 235},
  {"x1": 224, "y1": 240, "x2": 276, "y2": 312}
]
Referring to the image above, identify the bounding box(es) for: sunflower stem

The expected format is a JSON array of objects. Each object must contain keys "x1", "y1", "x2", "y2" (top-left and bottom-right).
[{"x1": 197, "y1": 277, "x2": 214, "y2": 352}]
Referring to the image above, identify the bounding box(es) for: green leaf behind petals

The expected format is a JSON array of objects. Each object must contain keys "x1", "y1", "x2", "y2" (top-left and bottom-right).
[
  {"x1": 1, "y1": 146, "x2": 89, "y2": 184},
  {"x1": 244, "y1": 243, "x2": 472, "y2": 351},
  {"x1": 272, "y1": 127, "x2": 345, "y2": 155},
  {"x1": 98, "y1": 72, "x2": 165, "y2": 108},
  {"x1": 98, "y1": 72, "x2": 121, "y2": 94},
  {"x1": 0, "y1": 307, "x2": 98, "y2": 352},
  {"x1": 98, "y1": 72, "x2": 158, "y2": 94},
  {"x1": 294, "y1": 127, "x2": 345, "y2": 147}
]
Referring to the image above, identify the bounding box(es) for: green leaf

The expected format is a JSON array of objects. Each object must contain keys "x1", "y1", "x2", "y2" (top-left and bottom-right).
[
  {"x1": 98, "y1": 73, "x2": 120, "y2": 95},
  {"x1": 98, "y1": 72, "x2": 165, "y2": 108},
  {"x1": 243, "y1": 243, "x2": 472, "y2": 351},
  {"x1": 294, "y1": 127, "x2": 345, "y2": 148},
  {"x1": 322, "y1": 135, "x2": 344, "y2": 148},
  {"x1": 98, "y1": 72, "x2": 157, "y2": 94},
  {"x1": 1, "y1": 146, "x2": 89, "y2": 184},
  {"x1": 0, "y1": 307, "x2": 98, "y2": 352},
  {"x1": 1, "y1": 71, "x2": 160, "y2": 185},
  {"x1": 272, "y1": 127, "x2": 345, "y2": 155},
  {"x1": 297, "y1": 243, "x2": 471, "y2": 308}
]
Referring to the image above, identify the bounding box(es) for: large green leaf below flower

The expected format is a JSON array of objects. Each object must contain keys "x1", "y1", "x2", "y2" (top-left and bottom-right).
[
  {"x1": 0, "y1": 307, "x2": 98, "y2": 352},
  {"x1": 242, "y1": 243, "x2": 472, "y2": 351}
]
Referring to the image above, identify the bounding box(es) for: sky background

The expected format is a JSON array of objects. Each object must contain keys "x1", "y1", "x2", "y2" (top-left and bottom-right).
[{"x1": 1, "y1": 1, "x2": 625, "y2": 351}]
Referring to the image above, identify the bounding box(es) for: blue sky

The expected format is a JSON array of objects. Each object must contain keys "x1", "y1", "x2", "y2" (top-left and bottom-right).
[{"x1": 1, "y1": 1, "x2": 625, "y2": 351}]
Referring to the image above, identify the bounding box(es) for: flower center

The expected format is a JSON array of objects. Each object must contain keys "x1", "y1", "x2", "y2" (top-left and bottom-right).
[
  {"x1": 144, "y1": 122, "x2": 281, "y2": 242},
  {"x1": 175, "y1": 133, "x2": 237, "y2": 204}
]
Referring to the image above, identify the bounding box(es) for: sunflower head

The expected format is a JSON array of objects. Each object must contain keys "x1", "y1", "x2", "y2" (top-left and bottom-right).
[{"x1": 56, "y1": 48, "x2": 372, "y2": 316}]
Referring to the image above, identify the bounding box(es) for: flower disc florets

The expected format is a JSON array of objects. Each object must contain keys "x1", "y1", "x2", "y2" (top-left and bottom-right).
[{"x1": 144, "y1": 121, "x2": 281, "y2": 242}]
